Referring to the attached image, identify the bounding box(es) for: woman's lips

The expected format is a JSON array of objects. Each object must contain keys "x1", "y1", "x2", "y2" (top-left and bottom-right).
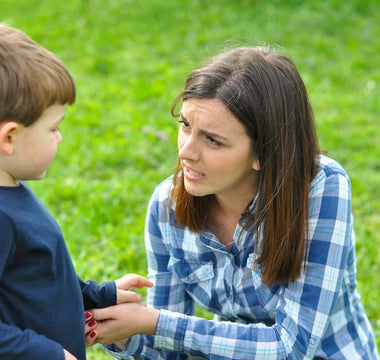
[{"x1": 183, "y1": 165, "x2": 205, "y2": 180}]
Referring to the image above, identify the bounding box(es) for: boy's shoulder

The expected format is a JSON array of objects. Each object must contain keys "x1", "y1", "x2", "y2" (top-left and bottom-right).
[
  {"x1": 0, "y1": 181, "x2": 41, "y2": 215},
  {"x1": 0, "y1": 181, "x2": 32, "y2": 199}
]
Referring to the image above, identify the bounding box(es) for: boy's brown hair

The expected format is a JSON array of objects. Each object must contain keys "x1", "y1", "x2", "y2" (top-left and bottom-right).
[{"x1": 0, "y1": 24, "x2": 76, "y2": 126}]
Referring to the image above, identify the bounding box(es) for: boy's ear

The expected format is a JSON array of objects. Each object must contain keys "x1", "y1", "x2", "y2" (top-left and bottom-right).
[{"x1": 0, "y1": 121, "x2": 19, "y2": 155}]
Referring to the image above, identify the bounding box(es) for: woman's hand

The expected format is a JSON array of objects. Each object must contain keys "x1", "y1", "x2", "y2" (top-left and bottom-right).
[
  {"x1": 85, "y1": 311, "x2": 97, "y2": 347},
  {"x1": 115, "y1": 273, "x2": 154, "y2": 304},
  {"x1": 85, "y1": 273, "x2": 153, "y2": 347},
  {"x1": 87, "y1": 303, "x2": 159, "y2": 345}
]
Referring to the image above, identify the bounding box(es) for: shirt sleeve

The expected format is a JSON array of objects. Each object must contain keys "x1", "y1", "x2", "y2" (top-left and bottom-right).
[
  {"x1": 80, "y1": 278, "x2": 117, "y2": 309},
  {"x1": 0, "y1": 212, "x2": 65, "y2": 360}
]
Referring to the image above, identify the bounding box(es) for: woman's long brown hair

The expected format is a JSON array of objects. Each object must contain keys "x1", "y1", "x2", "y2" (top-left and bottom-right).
[{"x1": 169, "y1": 47, "x2": 320, "y2": 286}]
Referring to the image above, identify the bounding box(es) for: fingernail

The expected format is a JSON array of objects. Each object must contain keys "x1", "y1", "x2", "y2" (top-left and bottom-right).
[
  {"x1": 88, "y1": 320, "x2": 96, "y2": 327},
  {"x1": 90, "y1": 331, "x2": 96, "y2": 338},
  {"x1": 85, "y1": 311, "x2": 91, "y2": 319}
]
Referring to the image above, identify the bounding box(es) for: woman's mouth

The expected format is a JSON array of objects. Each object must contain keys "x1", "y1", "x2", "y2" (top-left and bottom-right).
[{"x1": 183, "y1": 165, "x2": 205, "y2": 180}]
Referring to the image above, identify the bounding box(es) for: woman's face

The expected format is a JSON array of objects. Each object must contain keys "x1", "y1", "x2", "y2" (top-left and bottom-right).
[{"x1": 178, "y1": 98, "x2": 260, "y2": 204}]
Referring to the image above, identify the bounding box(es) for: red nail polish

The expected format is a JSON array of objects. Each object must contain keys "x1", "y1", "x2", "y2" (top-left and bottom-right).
[
  {"x1": 85, "y1": 311, "x2": 91, "y2": 319},
  {"x1": 90, "y1": 331, "x2": 96, "y2": 338},
  {"x1": 88, "y1": 320, "x2": 96, "y2": 327}
]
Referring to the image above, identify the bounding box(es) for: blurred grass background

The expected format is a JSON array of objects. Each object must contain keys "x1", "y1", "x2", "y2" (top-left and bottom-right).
[{"x1": 1, "y1": 0, "x2": 379, "y2": 358}]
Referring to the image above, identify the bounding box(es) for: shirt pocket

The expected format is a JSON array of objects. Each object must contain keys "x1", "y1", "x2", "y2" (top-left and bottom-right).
[
  {"x1": 247, "y1": 253, "x2": 279, "y2": 317},
  {"x1": 169, "y1": 259, "x2": 214, "y2": 283},
  {"x1": 169, "y1": 259, "x2": 215, "y2": 306}
]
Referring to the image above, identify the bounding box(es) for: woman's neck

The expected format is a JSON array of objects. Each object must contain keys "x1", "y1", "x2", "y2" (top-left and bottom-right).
[{"x1": 208, "y1": 195, "x2": 255, "y2": 249}]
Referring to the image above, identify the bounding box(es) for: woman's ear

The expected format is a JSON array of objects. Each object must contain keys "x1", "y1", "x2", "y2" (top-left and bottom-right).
[
  {"x1": 252, "y1": 157, "x2": 260, "y2": 171},
  {"x1": 0, "y1": 121, "x2": 19, "y2": 155}
]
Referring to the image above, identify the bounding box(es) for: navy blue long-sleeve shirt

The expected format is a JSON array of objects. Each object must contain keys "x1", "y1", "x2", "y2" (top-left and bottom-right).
[{"x1": 0, "y1": 182, "x2": 116, "y2": 359}]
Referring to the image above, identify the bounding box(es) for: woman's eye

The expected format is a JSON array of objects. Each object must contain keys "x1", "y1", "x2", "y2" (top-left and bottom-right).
[
  {"x1": 178, "y1": 120, "x2": 190, "y2": 129},
  {"x1": 206, "y1": 136, "x2": 221, "y2": 146}
]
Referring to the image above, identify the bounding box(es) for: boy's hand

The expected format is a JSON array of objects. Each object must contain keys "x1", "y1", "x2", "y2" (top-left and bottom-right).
[
  {"x1": 115, "y1": 273, "x2": 153, "y2": 304},
  {"x1": 64, "y1": 349, "x2": 77, "y2": 360}
]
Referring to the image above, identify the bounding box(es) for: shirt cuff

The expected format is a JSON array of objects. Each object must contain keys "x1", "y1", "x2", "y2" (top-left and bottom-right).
[
  {"x1": 103, "y1": 336, "x2": 140, "y2": 360},
  {"x1": 154, "y1": 309, "x2": 189, "y2": 352}
]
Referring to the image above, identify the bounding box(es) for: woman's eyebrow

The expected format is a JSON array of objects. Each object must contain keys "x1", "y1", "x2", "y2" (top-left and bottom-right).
[
  {"x1": 180, "y1": 112, "x2": 229, "y2": 141},
  {"x1": 179, "y1": 112, "x2": 187, "y2": 121},
  {"x1": 202, "y1": 128, "x2": 229, "y2": 141}
]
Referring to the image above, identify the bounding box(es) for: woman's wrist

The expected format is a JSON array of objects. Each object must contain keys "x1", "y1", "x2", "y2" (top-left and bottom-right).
[
  {"x1": 139, "y1": 306, "x2": 160, "y2": 335},
  {"x1": 114, "y1": 338, "x2": 129, "y2": 350}
]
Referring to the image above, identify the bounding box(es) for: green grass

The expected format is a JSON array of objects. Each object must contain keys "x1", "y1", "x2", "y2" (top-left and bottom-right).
[{"x1": 1, "y1": 0, "x2": 379, "y2": 358}]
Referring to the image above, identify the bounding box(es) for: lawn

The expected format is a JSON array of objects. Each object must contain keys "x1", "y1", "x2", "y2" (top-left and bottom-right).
[{"x1": 1, "y1": 0, "x2": 379, "y2": 358}]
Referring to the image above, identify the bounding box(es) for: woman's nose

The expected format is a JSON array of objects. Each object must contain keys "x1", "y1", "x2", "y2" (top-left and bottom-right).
[{"x1": 178, "y1": 134, "x2": 199, "y2": 161}]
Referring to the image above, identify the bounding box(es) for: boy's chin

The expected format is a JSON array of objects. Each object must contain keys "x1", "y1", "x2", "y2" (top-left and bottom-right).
[
  {"x1": 34, "y1": 171, "x2": 47, "y2": 180},
  {"x1": 20, "y1": 171, "x2": 47, "y2": 181}
]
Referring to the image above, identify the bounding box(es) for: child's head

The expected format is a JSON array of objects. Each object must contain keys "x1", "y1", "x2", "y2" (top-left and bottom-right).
[
  {"x1": 0, "y1": 24, "x2": 76, "y2": 185},
  {"x1": 0, "y1": 23, "x2": 76, "y2": 126}
]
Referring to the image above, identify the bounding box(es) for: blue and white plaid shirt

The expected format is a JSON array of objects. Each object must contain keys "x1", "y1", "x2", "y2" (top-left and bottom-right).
[{"x1": 107, "y1": 155, "x2": 378, "y2": 359}]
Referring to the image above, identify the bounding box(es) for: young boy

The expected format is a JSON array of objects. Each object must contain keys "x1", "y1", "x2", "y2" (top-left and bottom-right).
[{"x1": 0, "y1": 24, "x2": 152, "y2": 360}]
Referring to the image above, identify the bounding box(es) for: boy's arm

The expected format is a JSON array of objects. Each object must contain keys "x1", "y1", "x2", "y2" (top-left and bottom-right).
[
  {"x1": 0, "y1": 320, "x2": 66, "y2": 359},
  {"x1": 0, "y1": 214, "x2": 67, "y2": 360},
  {"x1": 80, "y1": 274, "x2": 153, "y2": 309},
  {"x1": 79, "y1": 277, "x2": 116, "y2": 309}
]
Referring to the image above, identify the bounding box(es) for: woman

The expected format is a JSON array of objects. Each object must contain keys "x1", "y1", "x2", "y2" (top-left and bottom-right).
[{"x1": 87, "y1": 46, "x2": 379, "y2": 359}]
